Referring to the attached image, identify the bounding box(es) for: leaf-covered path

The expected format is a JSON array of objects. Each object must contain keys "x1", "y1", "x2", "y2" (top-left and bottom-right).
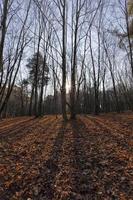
[{"x1": 0, "y1": 114, "x2": 133, "y2": 200}]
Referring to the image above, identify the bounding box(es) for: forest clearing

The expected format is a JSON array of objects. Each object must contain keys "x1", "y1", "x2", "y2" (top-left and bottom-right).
[
  {"x1": 0, "y1": 113, "x2": 133, "y2": 200},
  {"x1": 0, "y1": 0, "x2": 133, "y2": 199}
]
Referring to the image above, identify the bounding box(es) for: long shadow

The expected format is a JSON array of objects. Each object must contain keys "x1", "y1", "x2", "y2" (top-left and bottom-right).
[
  {"x1": 0, "y1": 119, "x2": 61, "y2": 200},
  {"x1": 1, "y1": 118, "x2": 58, "y2": 164},
  {"x1": 0, "y1": 117, "x2": 28, "y2": 129},
  {"x1": 0, "y1": 118, "x2": 35, "y2": 137},
  {"x1": 70, "y1": 119, "x2": 99, "y2": 199},
  {"x1": 16, "y1": 122, "x2": 66, "y2": 200},
  {"x1": 31, "y1": 120, "x2": 66, "y2": 199},
  {"x1": 0, "y1": 117, "x2": 51, "y2": 143},
  {"x1": 71, "y1": 118, "x2": 132, "y2": 199},
  {"x1": 84, "y1": 115, "x2": 132, "y2": 152}
]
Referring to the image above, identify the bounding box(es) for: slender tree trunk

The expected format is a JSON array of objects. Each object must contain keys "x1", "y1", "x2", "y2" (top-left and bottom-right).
[
  {"x1": 89, "y1": 32, "x2": 100, "y2": 115},
  {"x1": 70, "y1": 0, "x2": 80, "y2": 119},
  {"x1": 112, "y1": 74, "x2": 120, "y2": 113},
  {"x1": 20, "y1": 87, "x2": 24, "y2": 115},
  {"x1": 125, "y1": 0, "x2": 133, "y2": 77},
  {"x1": 70, "y1": 30, "x2": 77, "y2": 119},
  {"x1": 102, "y1": 79, "x2": 107, "y2": 113},
  {"x1": 34, "y1": 35, "x2": 41, "y2": 117},
  {"x1": 0, "y1": 48, "x2": 24, "y2": 115},
  {"x1": 61, "y1": 0, "x2": 67, "y2": 121},
  {"x1": 94, "y1": 85, "x2": 100, "y2": 115},
  {"x1": 0, "y1": 0, "x2": 9, "y2": 71},
  {"x1": 38, "y1": 57, "x2": 46, "y2": 116},
  {"x1": 29, "y1": 84, "x2": 34, "y2": 116}
]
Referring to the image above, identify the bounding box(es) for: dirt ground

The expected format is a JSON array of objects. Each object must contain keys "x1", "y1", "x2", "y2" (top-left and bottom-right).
[{"x1": 0, "y1": 113, "x2": 133, "y2": 200}]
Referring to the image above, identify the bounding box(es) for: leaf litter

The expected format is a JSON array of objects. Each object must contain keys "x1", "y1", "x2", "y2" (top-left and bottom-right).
[{"x1": 0, "y1": 113, "x2": 133, "y2": 200}]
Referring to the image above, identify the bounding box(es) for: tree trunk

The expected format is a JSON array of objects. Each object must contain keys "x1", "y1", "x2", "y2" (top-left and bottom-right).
[
  {"x1": 38, "y1": 57, "x2": 46, "y2": 116},
  {"x1": 61, "y1": 0, "x2": 67, "y2": 121},
  {"x1": 0, "y1": 0, "x2": 9, "y2": 71},
  {"x1": 29, "y1": 84, "x2": 34, "y2": 116}
]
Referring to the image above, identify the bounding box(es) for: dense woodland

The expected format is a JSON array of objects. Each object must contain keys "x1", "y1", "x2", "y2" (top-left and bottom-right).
[{"x1": 0, "y1": 0, "x2": 133, "y2": 120}]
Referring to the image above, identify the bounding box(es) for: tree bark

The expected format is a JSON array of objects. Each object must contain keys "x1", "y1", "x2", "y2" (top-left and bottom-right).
[{"x1": 61, "y1": 0, "x2": 67, "y2": 121}]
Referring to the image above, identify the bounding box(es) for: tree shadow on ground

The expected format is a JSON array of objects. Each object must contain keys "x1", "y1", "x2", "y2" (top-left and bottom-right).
[
  {"x1": 70, "y1": 118, "x2": 132, "y2": 199},
  {"x1": 0, "y1": 117, "x2": 54, "y2": 143},
  {"x1": 0, "y1": 118, "x2": 58, "y2": 200},
  {"x1": 70, "y1": 119, "x2": 99, "y2": 199},
  {"x1": 84, "y1": 115, "x2": 132, "y2": 152},
  {"x1": 34, "y1": 121, "x2": 67, "y2": 200}
]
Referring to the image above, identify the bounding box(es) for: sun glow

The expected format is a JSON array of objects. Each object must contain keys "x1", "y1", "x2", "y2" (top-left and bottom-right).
[{"x1": 66, "y1": 82, "x2": 71, "y2": 93}]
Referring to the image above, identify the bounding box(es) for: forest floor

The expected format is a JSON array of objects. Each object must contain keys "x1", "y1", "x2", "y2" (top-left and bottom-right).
[{"x1": 0, "y1": 113, "x2": 133, "y2": 200}]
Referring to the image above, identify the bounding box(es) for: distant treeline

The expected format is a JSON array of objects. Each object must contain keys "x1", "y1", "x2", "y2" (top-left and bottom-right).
[{"x1": 2, "y1": 82, "x2": 133, "y2": 117}]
